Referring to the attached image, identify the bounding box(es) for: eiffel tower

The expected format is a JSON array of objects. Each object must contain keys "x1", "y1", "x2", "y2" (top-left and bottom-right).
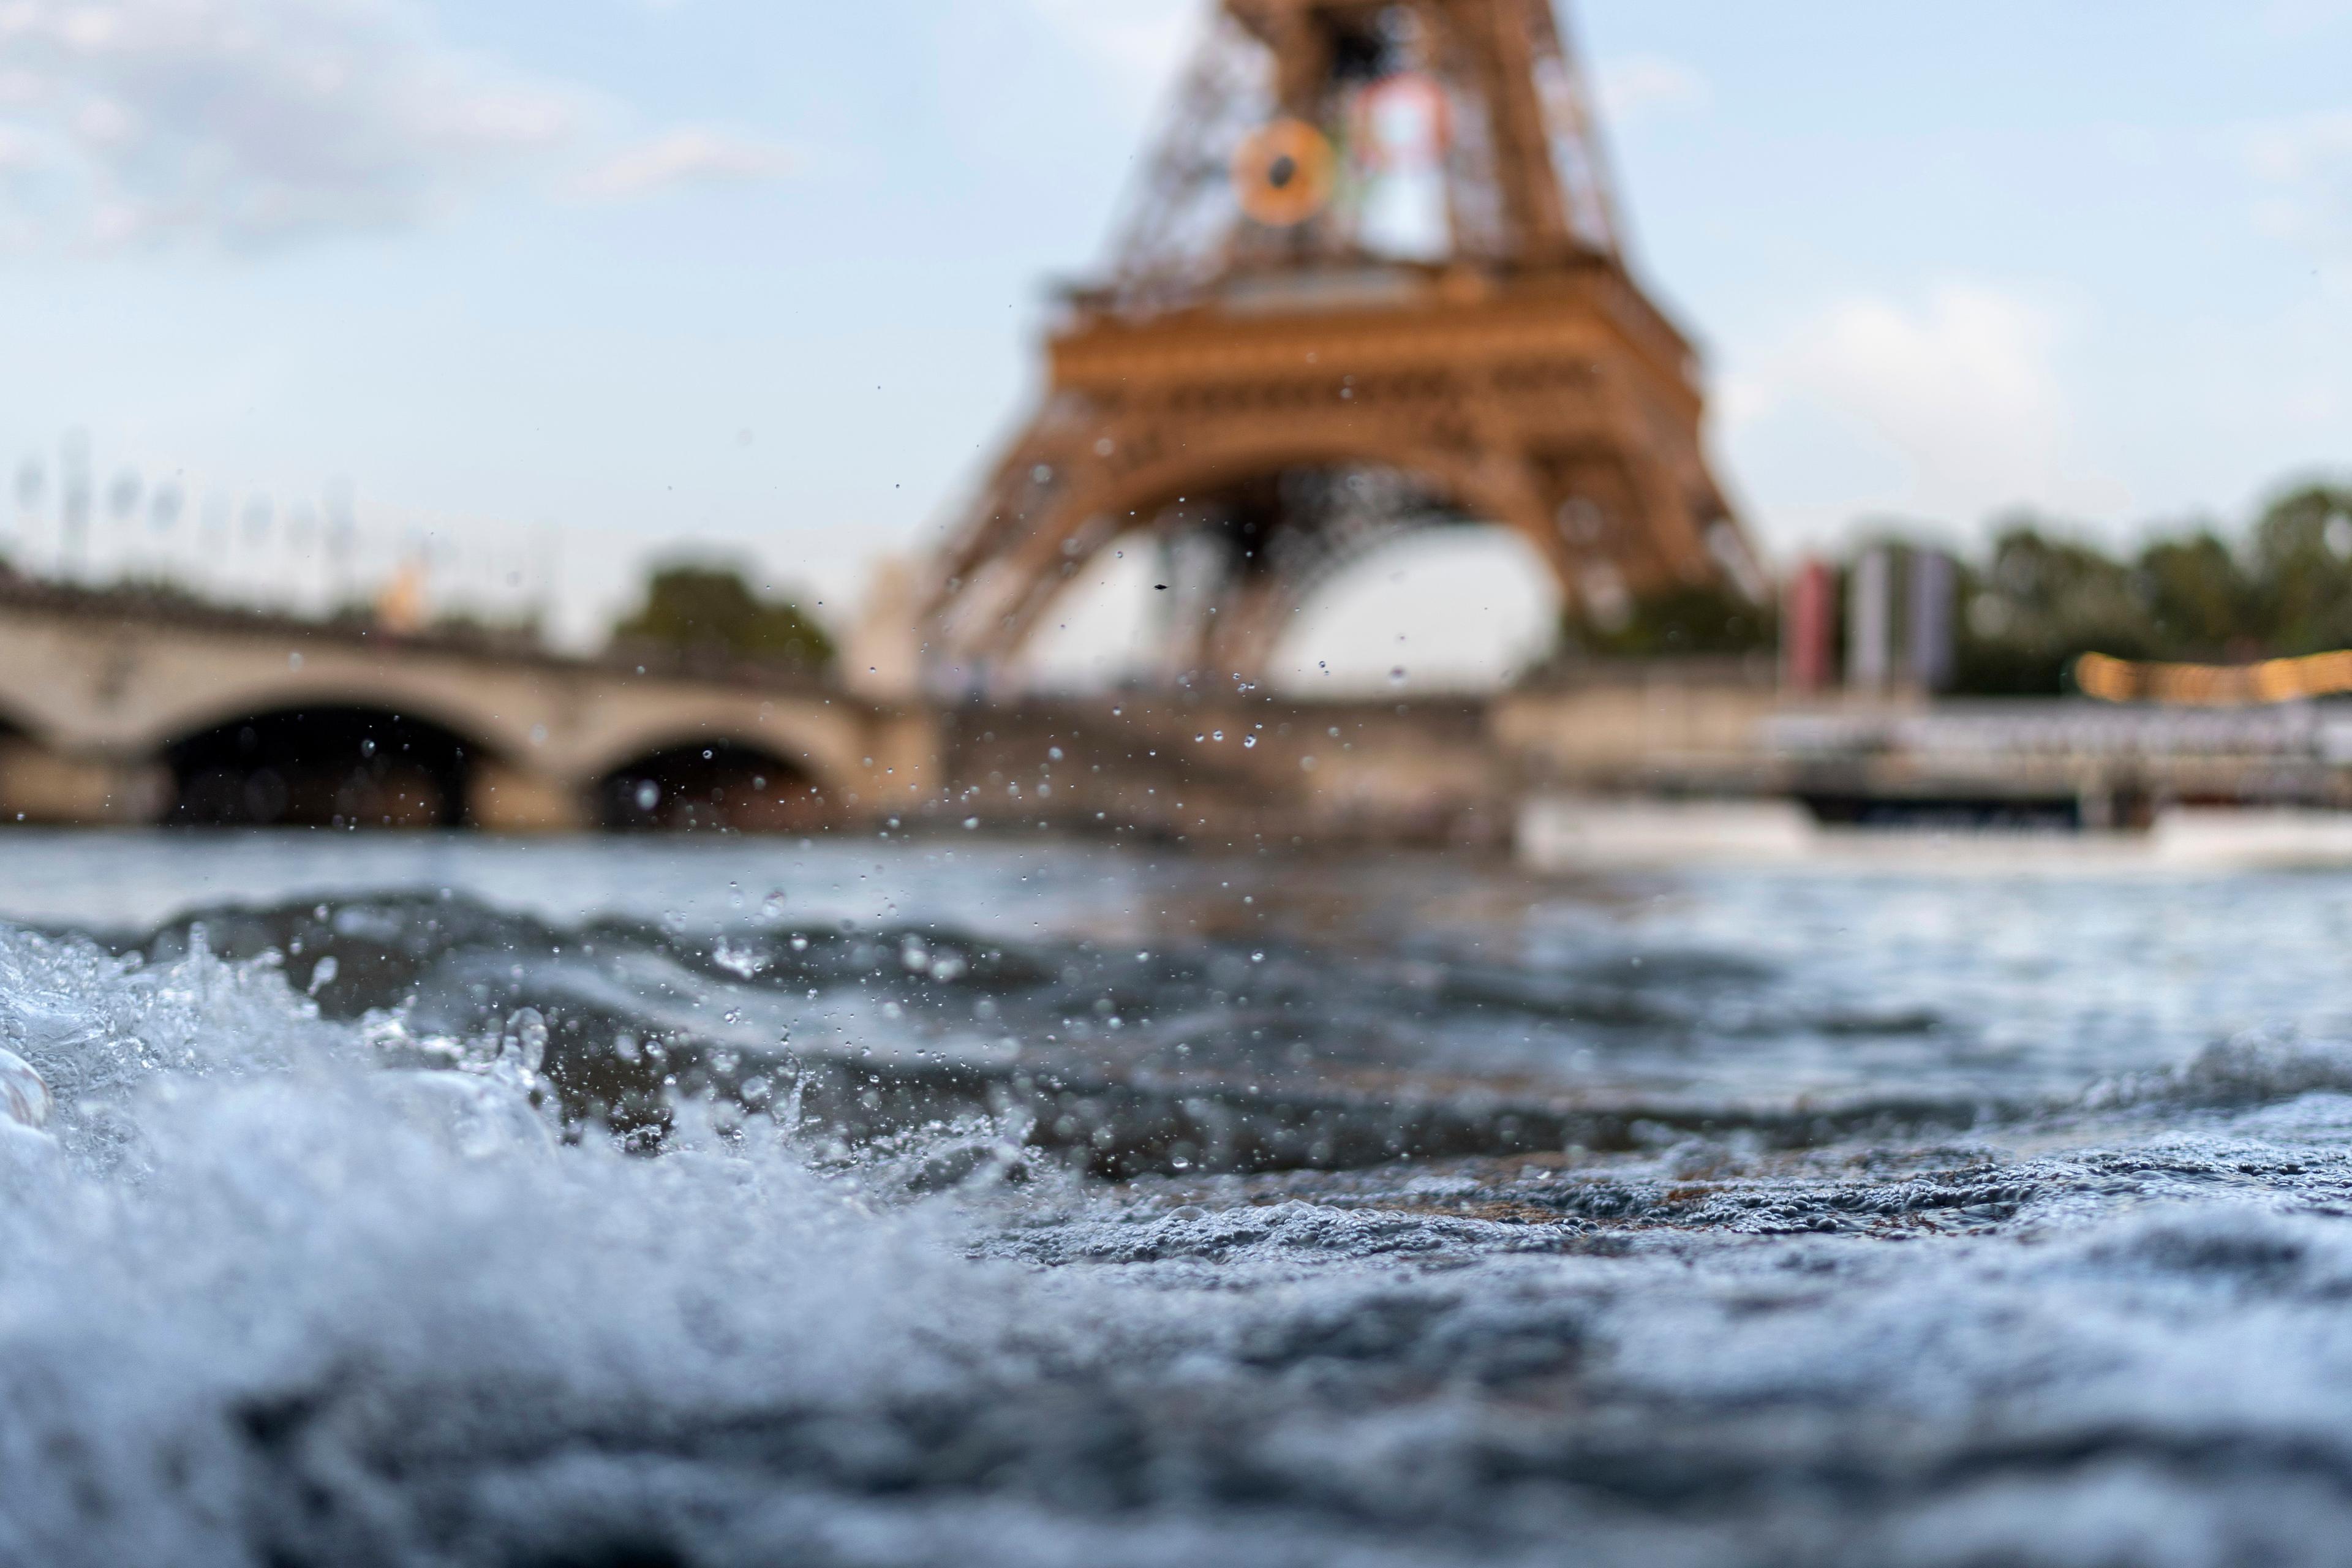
[{"x1": 922, "y1": 0, "x2": 1760, "y2": 688}]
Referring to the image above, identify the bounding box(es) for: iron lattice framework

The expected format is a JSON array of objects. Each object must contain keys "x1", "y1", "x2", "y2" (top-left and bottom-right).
[{"x1": 924, "y1": 0, "x2": 1762, "y2": 687}]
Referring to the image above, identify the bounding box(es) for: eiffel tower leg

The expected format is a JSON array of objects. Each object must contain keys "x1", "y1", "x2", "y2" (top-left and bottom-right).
[
  {"x1": 927, "y1": 418, "x2": 1137, "y2": 682},
  {"x1": 1199, "y1": 573, "x2": 1294, "y2": 688}
]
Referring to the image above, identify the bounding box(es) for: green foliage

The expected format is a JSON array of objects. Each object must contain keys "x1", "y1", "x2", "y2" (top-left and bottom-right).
[
  {"x1": 1942, "y1": 483, "x2": 2352, "y2": 695},
  {"x1": 1551, "y1": 481, "x2": 2352, "y2": 691},
  {"x1": 1954, "y1": 522, "x2": 2158, "y2": 695},
  {"x1": 611, "y1": 564, "x2": 834, "y2": 672},
  {"x1": 1563, "y1": 579, "x2": 1775, "y2": 659},
  {"x1": 2245, "y1": 484, "x2": 2352, "y2": 655},
  {"x1": 2133, "y1": 530, "x2": 2253, "y2": 660}
]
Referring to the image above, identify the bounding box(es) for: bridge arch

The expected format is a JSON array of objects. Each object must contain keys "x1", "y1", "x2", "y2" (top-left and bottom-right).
[
  {"x1": 161, "y1": 703, "x2": 496, "y2": 828},
  {"x1": 111, "y1": 665, "x2": 541, "y2": 768},
  {"x1": 560, "y1": 698, "x2": 872, "y2": 803},
  {"x1": 1262, "y1": 522, "x2": 1565, "y2": 691},
  {"x1": 595, "y1": 737, "x2": 832, "y2": 833},
  {"x1": 941, "y1": 431, "x2": 1580, "y2": 679}
]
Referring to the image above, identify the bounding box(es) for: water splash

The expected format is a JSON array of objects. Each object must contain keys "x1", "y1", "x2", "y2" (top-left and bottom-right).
[{"x1": 6, "y1": 864, "x2": 2352, "y2": 1564}]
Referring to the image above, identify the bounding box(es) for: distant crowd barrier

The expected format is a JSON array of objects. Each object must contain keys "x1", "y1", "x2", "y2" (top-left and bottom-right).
[{"x1": 2076, "y1": 649, "x2": 2352, "y2": 707}]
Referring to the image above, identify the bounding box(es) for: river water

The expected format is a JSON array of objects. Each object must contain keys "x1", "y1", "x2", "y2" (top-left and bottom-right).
[{"x1": 5, "y1": 829, "x2": 2352, "y2": 1566}]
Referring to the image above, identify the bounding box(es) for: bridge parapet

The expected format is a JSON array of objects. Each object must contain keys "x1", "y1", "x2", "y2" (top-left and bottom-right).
[{"x1": 0, "y1": 584, "x2": 937, "y2": 830}]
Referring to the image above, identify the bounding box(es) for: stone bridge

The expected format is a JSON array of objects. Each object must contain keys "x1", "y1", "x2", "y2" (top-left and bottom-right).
[
  {"x1": 0, "y1": 582, "x2": 937, "y2": 831},
  {"x1": 15, "y1": 579, "x2": 2329, "y2": 842}
]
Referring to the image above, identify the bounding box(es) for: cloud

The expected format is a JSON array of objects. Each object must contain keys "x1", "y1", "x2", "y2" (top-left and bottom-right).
[
  {"x1": 0, "y1": 0, "x2": 576, "y2": 249},
  {"x1": 571, "y1": 128, "x2": 800, "y2": 202},
  {"x1": 1729, "y1": 282, "x2": 2122, "y2": 532},
  {"x1": 1594, "y1": 55, "x2": 1709, "y2": 125}
]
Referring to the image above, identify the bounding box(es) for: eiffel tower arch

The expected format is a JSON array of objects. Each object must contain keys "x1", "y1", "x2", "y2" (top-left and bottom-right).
[{"x1": 923, "y1": 0, "x2": 1762, "y2": 688}]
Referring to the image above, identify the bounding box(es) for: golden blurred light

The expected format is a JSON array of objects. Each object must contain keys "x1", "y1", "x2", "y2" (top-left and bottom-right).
[{"x1": 2076, "y1": 648, "x2": 2352, "y2": 706}]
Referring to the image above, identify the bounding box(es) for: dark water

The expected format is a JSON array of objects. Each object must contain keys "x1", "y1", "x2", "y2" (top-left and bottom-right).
[{"x1": 5, "y1": 831, "x2": 2352, "y2": 1566}]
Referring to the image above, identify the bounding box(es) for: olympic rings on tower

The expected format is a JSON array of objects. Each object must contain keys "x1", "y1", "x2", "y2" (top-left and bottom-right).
[{"x1": 1231, "y1": 118, "x2": 1337, "y2": 227}]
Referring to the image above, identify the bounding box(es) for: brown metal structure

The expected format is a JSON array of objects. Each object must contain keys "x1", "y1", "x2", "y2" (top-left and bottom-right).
[{"x1": 924, "y1": 0, "x2": 1761, "y2": 687}]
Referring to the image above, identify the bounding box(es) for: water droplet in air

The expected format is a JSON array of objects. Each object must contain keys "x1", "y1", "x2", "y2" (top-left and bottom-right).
[
  {"x1": 0, "y1": 1048, "x2": 51, "y2": 1129},
  {"x1": 635, "y1": 780, "x2": 660, "y2": 811}
]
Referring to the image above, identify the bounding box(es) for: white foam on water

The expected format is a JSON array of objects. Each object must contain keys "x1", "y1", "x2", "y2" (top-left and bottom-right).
[
  {"x1": 9, "y1": 865, "x2": 2352, "y2": 1564},
  {"x1": 0, "y1": 924, "x2": 1077, "y2": 1565}
]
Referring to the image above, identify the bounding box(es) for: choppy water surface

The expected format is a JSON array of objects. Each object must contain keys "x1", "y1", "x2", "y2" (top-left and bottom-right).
[{"x1": 6, "y1": 831, "x2": 2352, "y2": 1566}]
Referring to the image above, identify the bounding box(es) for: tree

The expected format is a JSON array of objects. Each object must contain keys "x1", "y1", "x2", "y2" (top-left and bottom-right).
[
  {"x1": 610, "y1": 564, "x2": 834, "y2": 672},
  {"x1": 1953, "y1": 521, "x2": 2155, "y2": 695},
  {"x1": 2244, "y1": 483, "x2": 2352, "y2": 657},
  {"x1": 2132, "y1": 529, "x2": 2253, "y2": 663}
]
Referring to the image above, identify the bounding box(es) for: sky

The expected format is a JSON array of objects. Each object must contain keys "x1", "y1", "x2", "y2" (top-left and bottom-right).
[{"x1": 0, "y1": 0, "x2": 2346, "y2": 686}]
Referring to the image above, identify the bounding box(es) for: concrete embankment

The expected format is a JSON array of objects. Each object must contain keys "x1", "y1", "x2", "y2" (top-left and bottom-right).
[{"x1": 1518, "y1": 797, "x2": 2352, "y2": 874}]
